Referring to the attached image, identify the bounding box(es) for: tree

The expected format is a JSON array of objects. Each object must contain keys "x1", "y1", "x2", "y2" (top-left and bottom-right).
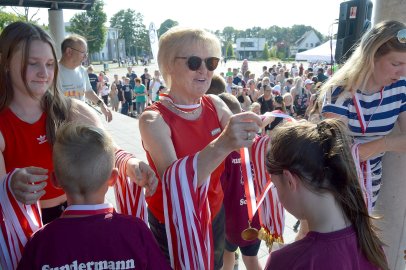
[
  {"x1": 225, "y1": 42, "x2": 234, "y2": 59},
  {"x1": 262, "y1": 42, "x2": 270, "y2": 60},
  {"x1": 0, "y1": 8, "x2": 20, "y2": 31},
  {"x1": 158, "y1": 19, "x2": 178, "y2": 37},
  {"x1": 110, "y1": 9, "x2": 149, "y2": 58},
  {"x1": 69, "y1": 0, "x2": 107, "y2": 57},
  {"x1": 10, "y1": 7, "x2": 39, "y2": 23}
]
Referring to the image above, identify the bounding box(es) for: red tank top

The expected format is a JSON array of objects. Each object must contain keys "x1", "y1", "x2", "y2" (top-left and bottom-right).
[
  {"x1": 0, "y1": 108, "x2": 65, "y2": 200},
  {"x1": 145, "y1": 95, "x2": 224, "y2": 222}
]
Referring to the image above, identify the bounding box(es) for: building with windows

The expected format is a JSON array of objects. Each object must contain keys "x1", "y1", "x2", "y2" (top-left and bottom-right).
[
  {"x1": 91, "y1": 27, "x2": 126, "y2": 62},
  {"x1": 234, "y1": 37, "x2": 266, "y2": 60},
  {"x1": 290, "y1": 30, "x2": 321, "y2": 56}
]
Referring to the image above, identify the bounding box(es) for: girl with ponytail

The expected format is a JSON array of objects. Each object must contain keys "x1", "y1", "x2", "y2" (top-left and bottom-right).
[{"x1": 264, "y1": 118, "x2": 388, "y2": 270}]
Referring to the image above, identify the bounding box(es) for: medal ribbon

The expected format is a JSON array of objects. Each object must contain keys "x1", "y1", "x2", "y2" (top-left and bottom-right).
[
  {"x1": 0, "y1": 169, "x2": 42, "y2": 270},
  {"x1": 351, "y1": 88, "x2": 383, "y2": 213},
  {"x1": 113, "y1": 150, "x2": 147, "y2": 223},
  {"x1": 352, "y1": 87, "x2": 384, "y2": 135},
  {"x1": 240, "y1": 133, "x2": 285, "y2": 241},
  {"x1": 62, "y1": 204, "x2": 114, "y2": 217},
  {"x1": 351, "y1": 143, "x2": 372, "y2": 213}
]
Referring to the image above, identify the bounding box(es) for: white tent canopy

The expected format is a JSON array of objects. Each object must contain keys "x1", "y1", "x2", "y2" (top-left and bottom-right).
[{"x1": 295, "y1": 40, "x2": 336, "y2": 63}]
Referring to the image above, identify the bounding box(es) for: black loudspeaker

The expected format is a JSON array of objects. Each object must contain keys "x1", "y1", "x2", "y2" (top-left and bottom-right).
[{"x1": 335, "y1": 0, "x2": 373, "y2": 64}]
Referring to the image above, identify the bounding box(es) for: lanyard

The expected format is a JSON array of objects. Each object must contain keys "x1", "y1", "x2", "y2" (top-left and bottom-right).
[{"x1": 352, "y1": 87, "x2": 384, "y2": 134}]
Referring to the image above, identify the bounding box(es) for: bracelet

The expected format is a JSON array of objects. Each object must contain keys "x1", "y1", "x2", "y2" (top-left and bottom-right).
[{"x1": 97, "y1": 100, "x2": 103, "y2": 106}]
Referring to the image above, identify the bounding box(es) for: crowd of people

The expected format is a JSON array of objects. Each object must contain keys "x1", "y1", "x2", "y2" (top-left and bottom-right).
[{"x1": 0, "y1": 19, "x2": 405, "y2": 270}]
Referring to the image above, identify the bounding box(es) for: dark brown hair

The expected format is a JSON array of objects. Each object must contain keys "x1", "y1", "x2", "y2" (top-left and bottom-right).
[
  {"x1": 266, "y1": 119, "x2": 388, "y2": 270},
  {"x1": 0, "y1": 22, "x2": 71, "y2": 144}
]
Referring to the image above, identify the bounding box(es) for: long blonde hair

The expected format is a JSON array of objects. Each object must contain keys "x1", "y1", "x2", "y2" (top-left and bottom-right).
[{"x1": 321, "y1": 20, "x2": 406, "y2": 95}]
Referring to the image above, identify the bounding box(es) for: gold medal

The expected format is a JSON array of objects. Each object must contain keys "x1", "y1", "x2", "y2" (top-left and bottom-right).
[{"x1": 241, "y1": 220, "x2": 259, "y2": 241}]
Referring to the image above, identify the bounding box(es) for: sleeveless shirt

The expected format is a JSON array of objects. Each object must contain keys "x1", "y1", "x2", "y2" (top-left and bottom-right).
[
  {"x1": 0, "y1": 108, "x2": 64, "y2": 201},
  {"x1": 145, "y1": 95, "x2": 225, "y2": 222}
]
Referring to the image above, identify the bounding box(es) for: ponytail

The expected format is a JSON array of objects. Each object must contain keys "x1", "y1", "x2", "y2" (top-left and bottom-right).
[{"x1": 267, "y1": 119, "x2": 389, "y2": 270}]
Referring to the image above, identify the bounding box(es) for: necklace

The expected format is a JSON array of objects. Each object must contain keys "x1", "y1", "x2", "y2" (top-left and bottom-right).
[
  {"x1": 165, "y1": 100, "x2": 202, "y2": 115},
  {"x1": 159, "y1": 93, "x2": 202, "y2": 114}
]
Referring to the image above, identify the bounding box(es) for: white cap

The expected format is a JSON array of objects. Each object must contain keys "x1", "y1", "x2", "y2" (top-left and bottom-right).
[{"x1": 304, "y1": 79, "x2": 314, "y2": 85}]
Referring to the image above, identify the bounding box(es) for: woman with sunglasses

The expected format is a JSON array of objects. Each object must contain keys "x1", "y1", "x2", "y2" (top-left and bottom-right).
[
  {"x1": 139, "y1": 27, "x2": 262, "y2": 270},
  {"x1": 321, "y1": 20, "x2": 406, "y2": 210}
]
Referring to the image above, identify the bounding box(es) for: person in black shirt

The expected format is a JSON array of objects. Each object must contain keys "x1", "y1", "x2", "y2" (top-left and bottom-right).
[{"x1": 87, "y1": 65, "x2": 99, "y2": 94}]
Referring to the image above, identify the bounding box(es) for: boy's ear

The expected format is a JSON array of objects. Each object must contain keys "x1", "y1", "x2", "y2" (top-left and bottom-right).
[
  {"x1": 283, "y1": 169, "x2": 298, "y2": 192},
  {"x1": 107, "y1": 168, "x2": 118, "y2": 187}
]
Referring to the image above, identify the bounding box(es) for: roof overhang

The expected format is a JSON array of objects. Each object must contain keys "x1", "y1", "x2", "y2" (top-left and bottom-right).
[{"x1": 0, "y1": 0, "x2": 94, "y2": 10}]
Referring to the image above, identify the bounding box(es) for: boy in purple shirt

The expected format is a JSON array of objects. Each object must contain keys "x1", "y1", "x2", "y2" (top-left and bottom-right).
[{"x1": 18, "y1": 123, "x2": 171, "y2": 270}]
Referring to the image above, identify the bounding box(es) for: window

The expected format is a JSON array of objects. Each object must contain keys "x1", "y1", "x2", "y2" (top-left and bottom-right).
[
  {"x1": 310, "y1": 43, "x2": 313, "y2": 47},
  {"x1": 240, "y1": 41, "x2": 254, "y2": 48}
]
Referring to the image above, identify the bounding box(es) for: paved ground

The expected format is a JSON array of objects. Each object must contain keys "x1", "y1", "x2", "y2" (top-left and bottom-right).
[{"x1": 98, "y1": 96, "x2": 298, "y2": 269}]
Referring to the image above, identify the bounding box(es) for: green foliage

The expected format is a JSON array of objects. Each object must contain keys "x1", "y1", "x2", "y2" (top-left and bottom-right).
[
  {"x1": 269, "y1": 46, "x2": 277, "y2": 58},
  {"x1": 110, "y1": 9, "x2": 148, "y2": 57},
  {"x1": 0, "y1": 9, "x2": 20, "y2": 31},
  {"x1": 69, "y1": 0, "x2": 107, "y2": 56},
  {"x1": 158, "y1": 19, "x2": 178, "y2": 37},
  {"x1": 262, "y1": 42, "x2": 270, "y2": 60},
  {"x1": 277, "y1": 51, "x2": 285, "y2": 60},
  {"x1": 225, "y1": 42, "x2": 234, "y2": 59}
]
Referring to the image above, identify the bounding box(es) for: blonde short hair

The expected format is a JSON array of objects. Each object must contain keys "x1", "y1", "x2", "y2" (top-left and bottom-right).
[
  {"x1": 53, "y1": 123, "x2": 115, "y2": 195},
  {"x1": 157, "y1": 26, "x2": 221, "y2": 88}
]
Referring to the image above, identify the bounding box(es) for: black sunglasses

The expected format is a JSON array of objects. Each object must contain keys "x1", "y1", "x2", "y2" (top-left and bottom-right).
[
  {"x1": 397, "y1": 29, "x2": 406, "y2": 44},
  {"x1": 175, "y1": 56, "x2": 220, "y2": 71}
]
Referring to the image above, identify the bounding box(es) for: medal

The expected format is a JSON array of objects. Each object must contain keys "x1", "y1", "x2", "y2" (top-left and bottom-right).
[{"x1": 241, "y1": 220, "x2": 259, "y2": 241}]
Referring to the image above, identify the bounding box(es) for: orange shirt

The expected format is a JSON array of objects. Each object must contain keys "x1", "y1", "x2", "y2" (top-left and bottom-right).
[
  {"x1": 0, "y1": 108, "x2": 64, "y2": 201},
  {"x1": 145, "y1": 96, "x2": 225, "y2": 222}
]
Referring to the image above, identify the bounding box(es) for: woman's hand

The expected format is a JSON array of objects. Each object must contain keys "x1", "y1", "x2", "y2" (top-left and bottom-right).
[
  {"x1": 10, "y1": 167, "x2": 48, "y2": 205},
  {"x1": 126, "y1": 158, "x2": 158, "y2": 197},
  {"x1": 218, "y1": 112, "x2": 262, "y2": 151}
]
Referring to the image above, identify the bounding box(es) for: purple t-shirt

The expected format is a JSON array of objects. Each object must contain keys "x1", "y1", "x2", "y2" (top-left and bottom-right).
[
  {"x1": 265, "y1": 226, "x2": 380, "y2": 270},
  {"x1": 17, "y1": 211, "x2": 171, "y2": 270},
  {"x1": 221, "y1": 151, "x2": 261, "y2": 247}
]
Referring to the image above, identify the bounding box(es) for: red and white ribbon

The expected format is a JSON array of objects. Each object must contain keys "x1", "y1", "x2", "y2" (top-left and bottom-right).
[
  {"x1": 62, "y1": 203, "x2": 114, "y2": 217},
  {"x1": 113, "y1": 150, "x2": 147, "y2": 222},
  {"x1": 0, "y1": 169, "x2": 42, "y2": 270},
  {"x1": 240, "y1": 136, "x2": 285, "y2": 241},
  {"x1": 261, "y1": 110, "x2": 296, "y2": 122},
  {"x1": 351, "y1": 143, "x2": 372, "y2": 213},
  {"x1": 352, "y1": 87, "x2": 384, "y2": 134},
  {"x1": 162, "y1": 153, "x2": 213, "y2": 270}
]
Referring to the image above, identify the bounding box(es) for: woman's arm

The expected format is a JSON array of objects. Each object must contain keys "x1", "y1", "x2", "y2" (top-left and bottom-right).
[{"x1": 139, "y1": 99, "x2": 262, "y2": 187}]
